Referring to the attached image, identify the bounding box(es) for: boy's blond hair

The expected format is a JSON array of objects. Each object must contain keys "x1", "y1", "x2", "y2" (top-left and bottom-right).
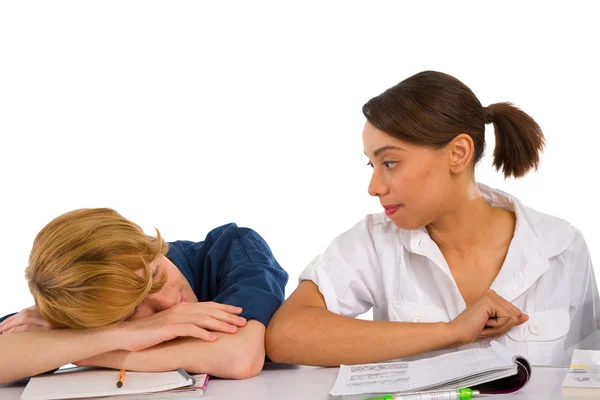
[{"x1": 25, "y1": 208, "x2": 168, "y2": 329}]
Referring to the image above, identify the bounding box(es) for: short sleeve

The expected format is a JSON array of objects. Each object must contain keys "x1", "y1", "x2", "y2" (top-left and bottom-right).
[
  {"x1": 200, "y1": 224, "x2": 289, "y2": 327},
  {"x1": 299, "y1": 216, "x2": 380, "y2": 318}
]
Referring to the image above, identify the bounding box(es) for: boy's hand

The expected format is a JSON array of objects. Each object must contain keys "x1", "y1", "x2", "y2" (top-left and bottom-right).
[{"x1": 0, "y1": 305, "x2": 54, "y2": 334}]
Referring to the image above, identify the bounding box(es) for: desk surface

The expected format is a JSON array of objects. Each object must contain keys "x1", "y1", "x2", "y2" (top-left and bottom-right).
[{"x1": 0, "y1": 364, "x2": 580, "y2": 399}]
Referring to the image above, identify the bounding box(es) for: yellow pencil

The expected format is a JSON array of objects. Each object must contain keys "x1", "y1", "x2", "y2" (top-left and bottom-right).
[{"x1": 116, "y1": 369, "x2": 126, "y2": 388}]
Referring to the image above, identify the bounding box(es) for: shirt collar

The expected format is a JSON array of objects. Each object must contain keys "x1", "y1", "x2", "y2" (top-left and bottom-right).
[
  {"x1": 479, "y1": 183, "x2": 549, "y2": 302},
  {"x1": 398, "y1": 183, "x2": 573, "y2": 304}
]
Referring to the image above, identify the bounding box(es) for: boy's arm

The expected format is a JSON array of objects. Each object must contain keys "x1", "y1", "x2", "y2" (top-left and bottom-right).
[
  {"x1": 0, "y1": 327, "x2": 122, "y2": 384},
  {"x1": 194, "y1": 224, "x2": 289, "y2": 329},
  {"x1": 0, "y1": 303, "x2": 238, "y2": 384},
  {"x1": 76, "y1": 320, "x2": 266, "y2": 380}
]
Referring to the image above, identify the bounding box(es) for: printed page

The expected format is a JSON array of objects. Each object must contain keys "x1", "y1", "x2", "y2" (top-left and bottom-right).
[{"x1": 329, "y1": 342, "x2": 517, "y2": 397}]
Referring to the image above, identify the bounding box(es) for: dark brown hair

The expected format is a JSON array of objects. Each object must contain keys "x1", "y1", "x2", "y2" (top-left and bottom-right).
[{"x1": 362, "y1": 71, "x2": 545, "y2": 178}]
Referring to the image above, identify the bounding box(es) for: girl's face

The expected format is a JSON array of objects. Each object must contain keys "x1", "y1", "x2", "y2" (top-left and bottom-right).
[
  {"x1": 125, "y1": 255, "x2": 198, "y2": 320},
  {"x1": 363, "y1": 121, "x2": 455, "y2": 230}
]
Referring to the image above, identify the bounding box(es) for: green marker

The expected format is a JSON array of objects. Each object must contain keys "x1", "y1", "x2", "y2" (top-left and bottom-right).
[{"x1": 365, "y1": 388, "x2": 480, "y2": 400}]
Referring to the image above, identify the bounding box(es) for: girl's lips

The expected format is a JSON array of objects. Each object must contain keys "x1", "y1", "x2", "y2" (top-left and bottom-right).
[{"x1": 383, "y1": 205, "x2": 401, "y2": 216}]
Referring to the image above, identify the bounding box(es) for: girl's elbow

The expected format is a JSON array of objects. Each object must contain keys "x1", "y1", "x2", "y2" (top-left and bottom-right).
[{"x1": 265, "y1": 317, "x2": 295, "y2": 363}]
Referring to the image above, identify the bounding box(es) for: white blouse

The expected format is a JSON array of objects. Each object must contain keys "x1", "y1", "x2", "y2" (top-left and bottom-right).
[{"x1": 300, "y1": 184, "x2": 600, "y2": 366}]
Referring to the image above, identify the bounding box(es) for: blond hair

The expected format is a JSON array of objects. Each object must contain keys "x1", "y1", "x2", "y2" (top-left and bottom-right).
[{"x1": 25, "y1": 208, "x2": 168, "y2": 329}]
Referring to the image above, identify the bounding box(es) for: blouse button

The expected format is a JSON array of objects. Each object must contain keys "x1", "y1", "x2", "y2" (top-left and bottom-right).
[
  {"x1": 528, "y1": 323, "x2": 543, "y2": 335},
  {"x1": 411, "y1": 315, "x2": 424, "y2": 323}
]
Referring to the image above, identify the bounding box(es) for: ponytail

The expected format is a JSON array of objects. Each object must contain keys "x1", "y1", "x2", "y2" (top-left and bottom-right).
[
  {"x1": 484, "y1": 102, "x2": 545, "y2": 178},
  {"x1": 364, "y1": 71, "x2": 546, "y2": 179}
]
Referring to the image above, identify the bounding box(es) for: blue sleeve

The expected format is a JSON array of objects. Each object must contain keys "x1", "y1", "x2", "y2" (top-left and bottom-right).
[{"x1": 197, "y1": 224, "x2": 289, "y2": 327}]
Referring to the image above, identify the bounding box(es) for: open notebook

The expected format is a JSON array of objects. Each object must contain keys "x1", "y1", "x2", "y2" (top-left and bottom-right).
[
  {"x1": 329, "y1": 341, "x2": 531, "y2": 399},
  {"x1": 20, "y1": 367, "x2": 208, "y2": 400}
]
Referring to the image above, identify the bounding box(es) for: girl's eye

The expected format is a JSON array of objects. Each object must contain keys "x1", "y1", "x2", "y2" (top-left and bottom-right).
[
  {"x1": 152, "y1": 265, "x2": 160, "y2": 279},
  {"x1": 367, "y1": 160, "x2": 398, "y2": 169}
]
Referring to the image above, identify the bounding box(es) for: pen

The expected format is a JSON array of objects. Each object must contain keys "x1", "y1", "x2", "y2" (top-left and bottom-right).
[
  {"x1": 365, "y1": 388, "x2": 480, "y2": 400},
  {"x1": 116, "y1": 369, "x2": 126, "y2": 388}
]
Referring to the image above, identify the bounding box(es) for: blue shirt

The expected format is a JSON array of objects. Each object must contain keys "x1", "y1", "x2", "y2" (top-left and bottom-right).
[
  {"x1": 1, "y1": 223, "x2": 288, "y2": 328},
  {"x1": 166, "y1": 223, "x2": 288, "y2": 327}
]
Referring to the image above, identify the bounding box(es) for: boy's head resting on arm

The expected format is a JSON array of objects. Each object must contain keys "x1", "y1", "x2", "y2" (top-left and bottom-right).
[{"x1": 25, "y1": 208, "x2": 173, "y2": 329}]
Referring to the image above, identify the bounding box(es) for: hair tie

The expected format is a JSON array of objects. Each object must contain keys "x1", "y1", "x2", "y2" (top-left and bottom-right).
[{"x1": 484, "y1": 108, "x2": 494, "y2": 124}]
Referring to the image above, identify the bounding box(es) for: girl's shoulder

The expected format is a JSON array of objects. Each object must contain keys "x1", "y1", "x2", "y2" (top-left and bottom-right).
[{"x1": 520, "y1": 203, "x2": 580, "y2": 259}]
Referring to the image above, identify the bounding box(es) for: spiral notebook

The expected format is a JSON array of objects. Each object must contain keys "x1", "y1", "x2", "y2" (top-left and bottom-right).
[
  {"x1": 329, "y1": 341, "x2": 531, "y2": 399},
  {"x1": 20, "y1": 367, "x2": 207, "y2": 400}
]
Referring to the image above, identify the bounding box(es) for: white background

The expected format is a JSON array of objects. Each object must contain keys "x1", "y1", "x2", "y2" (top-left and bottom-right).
[{"x1": 1, "y1": 1, "x2": 598, "y2": 319}]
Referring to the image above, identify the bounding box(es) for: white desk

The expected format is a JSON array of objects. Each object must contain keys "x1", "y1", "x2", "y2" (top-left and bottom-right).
[{"x1": 0, "y1": 364, "x2": 579, "y2": 399}]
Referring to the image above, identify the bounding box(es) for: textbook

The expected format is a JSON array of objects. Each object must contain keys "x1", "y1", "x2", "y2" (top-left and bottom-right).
[
  {"x1": 328, "y1": 341, "x2": 531, "y2": 399},
  {"x1": 562, "y1": 349, "x2": 600, "y2": 398},
  {"x1": 20, "y1": 367, "x2": 208, "y2": 400}
]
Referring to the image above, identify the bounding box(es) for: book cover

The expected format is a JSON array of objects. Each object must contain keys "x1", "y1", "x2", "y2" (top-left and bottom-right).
[
  {"x1": 20, "y1": 368, "x2": 197, "y2": 400},
  {"x1": 562, "y1": 349, "x2": 600, "y2": 398}
]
